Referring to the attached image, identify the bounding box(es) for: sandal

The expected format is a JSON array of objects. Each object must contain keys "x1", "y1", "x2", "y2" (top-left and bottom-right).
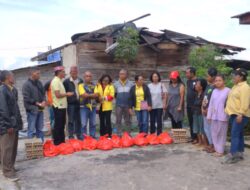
[
  {"x1": 206, "y1": 149, "x2": 215, "y2": 153},
  {"x1": 192, "y1": 140, "x2": 198, "y2": 144},
  {"x1": 212, "y1": 152, "x2": 224, "y2": 157}
]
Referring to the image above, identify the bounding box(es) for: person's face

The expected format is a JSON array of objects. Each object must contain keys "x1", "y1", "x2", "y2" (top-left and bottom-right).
[
  {"x1": 170, "y1": 78, "x2": 177, "y2": 83},
  {"x1": 206, "y1": 74, "x2": 214, "y2": 83},
  {"x1": 152, "y1": 73, "x2": 159, "y2": 83},
  {"x1": 119, "y1": 71, "x2": 127, "y2": 81},
  {"x1": 7, "y1": 73, "x2": 15, "y2": 85},
  {"x1": 59, "y1": 70, "x2": 66, "y2": 79},
  {"x1": 215, "y1": 76, "x2": 225, "y2": 88},
  {"x1": 70, "y1": 68, "x2": 78, "y2": 79},
  {"x1": 232, "y1": 74, "x2": 242, "y2": 84},
  {"x1": 102, "y1": 77, "x2": 110, "y2": 86},
  {"x1": 32, "y1": 70, "x2": 40, "y2": 80},
  {"x1": 84, "y1": 72, "x2": 92, "y2": 83},
  {"x1": 136, "y1": 76, "x2": 144, "y2": 86},
  {"x1": 185, "y1": 69, "x2": 192, "y2": 79},
  {"x1": 195, "y1": 81, "x2": 202, "y2": 92}
]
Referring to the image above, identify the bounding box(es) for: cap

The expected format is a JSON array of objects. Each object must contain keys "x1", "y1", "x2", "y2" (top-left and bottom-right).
[
  {"x1": 232, "y1": 68, "x2": 248, "y2": 77},
  {"x1": 54, "y1": 66, "x2": 65, "y2": 72},
  {"x1": 169, "y1": 71, "x2": 180, "y2": 79}
]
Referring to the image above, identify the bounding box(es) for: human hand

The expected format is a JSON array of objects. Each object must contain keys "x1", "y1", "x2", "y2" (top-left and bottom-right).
[
  {"x1": 148, "y1": 106, "x2": 152, "y2": 112},
  {"x1": 66, "y1": 92, "x2": 74, "y2": 97},
  {"x1": 129, "y1": 109, "x2": 134, "y2": 116},
  {"x1": 236, "y1": 115, "x2": 243, "y2": 123},
  {"x1": 177, "y1": 106, "x2": 182, "y2": 112}
]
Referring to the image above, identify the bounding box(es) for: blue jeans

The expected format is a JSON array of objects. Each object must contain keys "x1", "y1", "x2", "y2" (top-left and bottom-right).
[
  {"x1": 229, "y1": 115, "x2": 249, "y2": 155},
  {"x1": 80, "y1": 107, "x2": 96, "y2": 139},
  {"x1": 203, "y1": 116, "x2": 212, "y2": 145},
  {"x1": 135, "y1": 110, "x2": 149, "y2": 133},
  {"x1": 27, "y1": 111, "x2": 44, "y2": 141}
]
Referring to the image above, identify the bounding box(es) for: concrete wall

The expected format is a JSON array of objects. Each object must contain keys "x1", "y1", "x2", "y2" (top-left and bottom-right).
[{"x1": 62, "y1": 44, "x2": 77, "y2": 76}]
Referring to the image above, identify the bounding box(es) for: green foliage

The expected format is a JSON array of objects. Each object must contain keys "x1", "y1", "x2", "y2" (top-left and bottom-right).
[
  {"x1": 115, "y1": 27, "x2": 139, "y2": 64},
  {"x1": 188, "y1": 44, "x2": 233, "y2": 87}
]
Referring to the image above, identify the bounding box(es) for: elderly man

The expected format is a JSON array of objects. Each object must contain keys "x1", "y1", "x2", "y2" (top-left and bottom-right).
[
  {"x1": 22, "y1": 67, "x2": 45, "y2": 141},
  {"x1": 0, "y1": 70, "x2": 23, "y2": 181},
  {"x1": 114, "y1": 69, "x2": 134, "y2": 136},
  {"x1": 51, "y1": 66, "x2": 74, "y2": 145},
  {"x1": 63, "y1": 65, "x2": 83, "y2": 139},
  {"x1": 78, "y1": 71, "x2": 98, "y2": 139}
]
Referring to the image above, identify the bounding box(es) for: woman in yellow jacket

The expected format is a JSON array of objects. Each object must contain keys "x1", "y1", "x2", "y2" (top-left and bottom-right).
[{"x1": 94, "y1": 74, "x2": 115, "y2": 138}]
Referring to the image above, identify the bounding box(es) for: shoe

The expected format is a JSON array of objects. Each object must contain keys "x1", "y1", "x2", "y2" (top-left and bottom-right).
[
  {"x1": 222, "y1": 154, "x2": 240, "y2": 164},
  {"x1": 5, "y1": 175, "x2": 20, "y2": 182},
  {"x1": 236, "y1": 152, "x2": 244, "y2": 160}
]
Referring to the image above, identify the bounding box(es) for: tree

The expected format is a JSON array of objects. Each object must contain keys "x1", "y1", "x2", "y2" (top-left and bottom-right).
[
  {"x1": 188, "y1": 44, "x2": 233, "y2": 86},
  {"x1": 115, "y1": 27, "x2": 139, "y2": 64}
]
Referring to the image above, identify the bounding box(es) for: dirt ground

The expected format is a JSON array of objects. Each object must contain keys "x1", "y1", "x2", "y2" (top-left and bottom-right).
[{"x1": 1, "y1": 139, "x2": 250, "y2": 190}]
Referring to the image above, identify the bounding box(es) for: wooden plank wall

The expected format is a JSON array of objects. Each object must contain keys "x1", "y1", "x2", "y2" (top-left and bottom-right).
[{"x1": 77, "y1": 42, "x2": 191, "y2": 82}]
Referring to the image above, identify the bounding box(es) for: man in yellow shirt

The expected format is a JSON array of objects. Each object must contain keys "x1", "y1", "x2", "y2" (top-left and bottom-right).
[
  {"x1": 129, "y1": 75, "x2": 152, "y2": 134},
  {"x1": 51, "y1": 66, "x2": 73, "y2": 145},
  {"x1": 224, "y1": 68, "x2": 250, "y2": 164},
  {"x1": 79, "y1": 71, "x2": 98, "y2": 139}
]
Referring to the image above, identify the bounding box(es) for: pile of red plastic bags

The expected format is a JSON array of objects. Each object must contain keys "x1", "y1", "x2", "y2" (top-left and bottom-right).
[{"x1": 43, "y1": 132, "x2": 173, "y2": 157}]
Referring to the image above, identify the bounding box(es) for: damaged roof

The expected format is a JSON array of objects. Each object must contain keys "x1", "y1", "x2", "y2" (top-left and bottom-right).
[
  {"x1": 71, "y1": 23, "x2": 245, "y2": 52},
  {"x1": 31, "y1": 22, "x2": 246, "y2": 61}
]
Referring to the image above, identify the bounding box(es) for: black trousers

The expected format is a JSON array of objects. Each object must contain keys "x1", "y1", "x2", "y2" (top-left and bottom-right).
[
  {"x1": 187, "y1": 106, "x2": 197, "y2": 140},
  {"x1": 53, "y1": 107, "x2": 66, "y2": 145},
  {"x1": 67, "y1": 104, "x2": 81, "y2": 139},
  {"x1": 150, "y1": 109, "x2": 163, "y2": 135},
  {"x1": 99, "y1": 110, "x2": 112, "y2": 137},
  {"x1": 168, "y1": 112, "x2": 182, "y2": 129}
]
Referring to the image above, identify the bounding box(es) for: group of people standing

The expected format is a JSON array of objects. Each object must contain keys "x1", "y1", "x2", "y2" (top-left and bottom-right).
[
  {"x1": 0, "y1": 65, "x2": 249, "y2": 181},
  {"x1": 185, "y1": 67, "x2": 250, "y2": 164}
]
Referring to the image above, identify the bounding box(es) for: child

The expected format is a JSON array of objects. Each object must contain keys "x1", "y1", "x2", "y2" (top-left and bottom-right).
[
  {"x1": 207, "y1": 74, "x2": 230, "y2": 157},
  {"x1": 192, "y1": 78, "x2": 207, "y2": 146}
]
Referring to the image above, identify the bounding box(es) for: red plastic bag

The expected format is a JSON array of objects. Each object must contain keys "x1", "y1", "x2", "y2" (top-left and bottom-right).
[
  {"x1": 43, "y1": 140, "x2": 59, "y2": 157},
  {"x1": 134, "y1": 133, "x2": 148, "y2": 146},
  {"x1": 120, "y1": 132, "x2": 134, "y2": 148},
  {"x1": 97, "y1": 136, "x2": 113, "y2": 151},
  {"x1": 158, "y1": 132, "x2": 173, "y2": 144},
  {"x1": 146, "y1": 134, "x2": 160, "y2": 145},
  {"x1": 81, "y1": 136, "x2": 98, "y2": 151},
  {"x1": 111, "y1": 134, "x2": 121, "y2": 148},
  {"x1": 67, "y1": 139, "x2": 82, "y2": 152},
  {"x1": 57, "y1": 143, "x2": 75, "y2": 155}
]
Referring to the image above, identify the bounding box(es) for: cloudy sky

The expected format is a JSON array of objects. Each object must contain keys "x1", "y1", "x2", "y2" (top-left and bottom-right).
[{"x1": 0, "y1": 0, "x2": 249, "y2": 70}]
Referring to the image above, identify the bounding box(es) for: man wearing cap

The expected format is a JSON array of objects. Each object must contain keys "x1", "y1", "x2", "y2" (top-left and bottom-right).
[
  {"x1": 224, "y1": 68, "x2": 250, "y2": 164},
  {"x1": 22, "y1": 67, "x2": 46, "y2": 141},
  {"x1": 63, "y1": 65, "x2": 83, "y2": 140},
  {"x1": 51, "y1": 66, "x2": 74, "y2": 145}
]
